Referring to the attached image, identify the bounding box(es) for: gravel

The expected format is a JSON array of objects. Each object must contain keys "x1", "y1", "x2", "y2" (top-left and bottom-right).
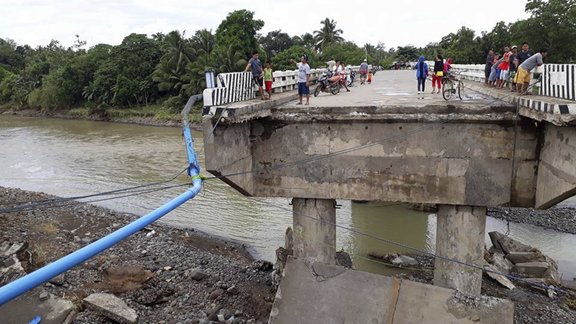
[
  {"x1": 0, "y1": 186, "x2": 275, "y2": 323},
  {"x1": 488, "y1": 206, "x2": 576, "y2": 234}
]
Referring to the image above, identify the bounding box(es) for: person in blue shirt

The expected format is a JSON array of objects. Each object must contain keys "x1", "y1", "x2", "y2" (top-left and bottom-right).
[{"x1": 415, "y1": 55, "x2": 429, "y2": 99}]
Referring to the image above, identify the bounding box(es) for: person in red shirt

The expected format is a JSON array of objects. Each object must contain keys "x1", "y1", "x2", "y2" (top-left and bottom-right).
[{"x1": 496, "y1": 47, "x2": 511, "y2": 89}]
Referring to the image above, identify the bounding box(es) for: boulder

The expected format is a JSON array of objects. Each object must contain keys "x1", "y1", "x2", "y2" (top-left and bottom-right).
[{"x1": 84, "y1": 293, "x2": 138, "y2": 324}]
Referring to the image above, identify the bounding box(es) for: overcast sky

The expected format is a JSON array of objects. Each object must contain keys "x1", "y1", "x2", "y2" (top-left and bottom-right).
[{"x1": 2, "y1": 0, "x2": 532, "y2": 50}]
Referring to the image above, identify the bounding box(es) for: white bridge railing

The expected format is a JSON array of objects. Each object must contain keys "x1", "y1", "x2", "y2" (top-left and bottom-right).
[
  {"x1": 203, "y1": 66, "x2": 362, "y2": 107},
  {"x1": 447, "y1": 63, "x2": 576, "y2": 102}
]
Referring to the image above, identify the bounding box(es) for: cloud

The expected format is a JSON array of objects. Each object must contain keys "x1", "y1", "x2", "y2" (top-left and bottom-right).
[{"x1": 1, "y1": 0, "x2": 530, "y2": 49}]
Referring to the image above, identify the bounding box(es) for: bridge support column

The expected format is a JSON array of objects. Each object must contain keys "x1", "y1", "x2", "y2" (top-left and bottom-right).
[
  {"x1": 292, "y1": 198, "x2": 336, "y2": 265},
  {"x1": 434, "y1": 205, "x2": 486, "y2": 295}
]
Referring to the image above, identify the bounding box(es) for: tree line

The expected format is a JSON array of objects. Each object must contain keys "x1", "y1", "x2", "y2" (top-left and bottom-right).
[{"x1": 0, "y1": 0, "x2": 573, "y2": 112}]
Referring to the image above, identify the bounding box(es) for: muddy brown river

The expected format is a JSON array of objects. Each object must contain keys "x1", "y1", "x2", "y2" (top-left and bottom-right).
[{"x1": 1, "y1": 115, "x2": 574, "y2": 279}]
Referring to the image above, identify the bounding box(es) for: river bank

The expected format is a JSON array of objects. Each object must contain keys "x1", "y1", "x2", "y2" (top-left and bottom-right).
[
  {"x1": 489, "y1": 206, "x2": 576, "y2": 235},
  {"x1": 0, "y1": 186, "x2": 276, "y2": 323},
  {"x1": 0, "y1": 106, "x2": 203, "y2": 130}
]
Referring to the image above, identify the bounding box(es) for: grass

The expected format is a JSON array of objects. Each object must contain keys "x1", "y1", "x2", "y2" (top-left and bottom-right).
[
  {"x1": 33, "y1": 221, "x2": 59, "y2": 235},
  {"x1": 62, "y1": 103, "x2": 204, "y2": 125}
]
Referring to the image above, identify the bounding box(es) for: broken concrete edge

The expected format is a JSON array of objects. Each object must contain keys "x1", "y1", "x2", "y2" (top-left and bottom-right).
[
  {"x1": 270, "y1": 258, "x2": 515, "y2": 324},
  {"x1": 202, "y1": 92, "x2": 299, "y2": 123},
  {"x1": 465, "y1": 82, "x2": 576, "y2": 126}
]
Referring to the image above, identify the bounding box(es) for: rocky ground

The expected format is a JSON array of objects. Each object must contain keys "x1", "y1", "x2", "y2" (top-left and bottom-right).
[
  {"x1": 2, "y1": 185, "x2": 576, "y2": 323},
  {"x1": 0, "y1": 186, "x2": 276, "y2": 323},
  {"x1": 489, "y1": 206, "x2": 576, "y2": 234},
  {"x1": 379, "y1": 253, "x2": 576, "y2": 323}
]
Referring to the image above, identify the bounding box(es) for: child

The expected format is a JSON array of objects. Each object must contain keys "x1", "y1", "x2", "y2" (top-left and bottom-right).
[
  {"x1": 264, "y1": 62, "x2": 273, "y2": 99},
  {"x1": 367, "y1": 70, "x2": 373, "y2": 84}
]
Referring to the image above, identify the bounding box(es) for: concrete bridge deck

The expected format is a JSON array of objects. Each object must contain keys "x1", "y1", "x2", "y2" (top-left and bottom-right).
[{"x1": 202, "y1": 69, "x2": 576, "y2": 303}]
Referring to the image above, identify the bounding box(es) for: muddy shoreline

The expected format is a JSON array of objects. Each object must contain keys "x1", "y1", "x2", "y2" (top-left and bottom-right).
[
  {"x1": 1, "y1": 108, "x2": 203, "y2": 130},
  {"x1": 0, "y1": 186, "x2": 275, "y2": 323}
]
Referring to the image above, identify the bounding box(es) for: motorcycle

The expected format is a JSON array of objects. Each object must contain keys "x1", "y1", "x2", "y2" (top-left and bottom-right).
[
  {"x1": 313, "y1": 70, "x2": 341, "y2": 97},
  {"x1": 346, "y1": 68, "x2": 356, "y2": 87}
]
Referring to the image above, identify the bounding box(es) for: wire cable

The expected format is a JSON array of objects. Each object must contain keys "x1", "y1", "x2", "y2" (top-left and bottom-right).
[{"x1": 242, "y1": 194, "x2": 567, "y2": 294}]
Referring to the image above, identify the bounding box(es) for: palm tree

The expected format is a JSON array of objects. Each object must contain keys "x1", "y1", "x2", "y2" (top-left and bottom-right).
[
  {"x1": 191, "y1": 29, "x2": 215, "y2": 56},
  {"x1": 152, "y1": 31, "x2": 195, "y2": 97},
  {"x1": 313, "y1": 18, "x2": 344, "y2": 52}
]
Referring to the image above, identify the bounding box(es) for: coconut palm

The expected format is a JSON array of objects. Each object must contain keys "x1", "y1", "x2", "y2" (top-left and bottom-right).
[
  {"x1": 152, "y1": 30, "x2": 195, "y2": 97},
  {"x1": 313, "y1": 18, "x2": 344, "y2": 52}
]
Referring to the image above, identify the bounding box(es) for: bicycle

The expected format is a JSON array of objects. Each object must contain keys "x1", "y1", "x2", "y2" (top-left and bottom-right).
[{"x1": 441, "y1": 72, "x2": 464, "y2": 100}]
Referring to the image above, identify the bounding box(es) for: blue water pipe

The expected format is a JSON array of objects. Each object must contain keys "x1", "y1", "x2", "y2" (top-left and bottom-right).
[{"x1": 0, "y1": 95, "x2": 204, "y2": 306}]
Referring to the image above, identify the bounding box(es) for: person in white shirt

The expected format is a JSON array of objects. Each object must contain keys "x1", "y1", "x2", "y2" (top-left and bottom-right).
[{"x1": 290, "y1": 55, "x2": 311, "y2": 105}]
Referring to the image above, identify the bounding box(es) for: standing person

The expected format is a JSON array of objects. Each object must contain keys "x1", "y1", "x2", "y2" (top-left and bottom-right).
[
  {"x1": 263, "y1": 61, "x2": 273, "y2": 99},
  {"x1": 444, "y1": 57, "x2": 453, "y2": 76},
  {"x1": 517, "y1": 48, "x2": 548, "y2": 95},
  {"x1": 244, "y1": 51, "x2": 266, "y2": 100},
  {"x1": 336, "y1": 61, "x2": 350, "y2": 92},
  {"x1": 290, "y1": 55, "x2": 311, "y2": 105},
  {"x1": 359, "y1": 59, "x2": 369, "y2": 85},
  {"x1": 509, "y1": 45, "x2": 518, "y2": 92},
  {"x1": 326, "y1": 57, "x2": 336, "y2": 72},
  {"x1": 431, "y1": 54, "x2": 444, "y2": 94},
  {"x1": 367, "y1": 70, "x2": 373, "y2": 84},
  {"x1": 488, "y1": 53, "x2": 502, "y2": 87},
  {"x1": 485, "y1": 49, "x2": 494, "y2": 85},
  {"x1": 513, "y1": 42, "x2": 534, "y2": 86},
  {"x1": 415, "y1": 55, "x2": 428, "y2": 99},
  {"x1": 496, "y1": 47, "x2": 511, "y2": 89}
]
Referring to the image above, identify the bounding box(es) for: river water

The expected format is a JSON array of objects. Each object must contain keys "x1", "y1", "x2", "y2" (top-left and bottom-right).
[{"x1": 1, "y1": 115, "x2": 575, "y2": 279}]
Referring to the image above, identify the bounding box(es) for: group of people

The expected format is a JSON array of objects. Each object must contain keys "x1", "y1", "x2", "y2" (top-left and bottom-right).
[
  {"x1": 485, "y1": 42, "x2": 548, "y2": 95},
  {"x1": 245, "y1": 51, "x2": 374, "y2": 106},
  {"x1": 413, "y1": 41, "x2": 548, "y2": 99},
  {"x1": 414, "y1": 54, "x2": 453, "y2": 99}
]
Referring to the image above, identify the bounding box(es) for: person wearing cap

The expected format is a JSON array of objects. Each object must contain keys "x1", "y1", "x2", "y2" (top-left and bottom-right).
[
  {"x1": 359, "y1": 58, "x2": 369, "y2": 85},
  {"x1": 509, "y1": 45, "x2": 519, "y2": 92},
  {"x1": 290, "y1": 55, "x2": 311, "y2": 105}
]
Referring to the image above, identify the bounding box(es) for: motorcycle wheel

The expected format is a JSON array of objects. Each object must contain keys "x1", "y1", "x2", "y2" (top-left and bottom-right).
[
  {"x1": 314, "y1": 85, "x2": 322, "y2": 97},
  {"x1": 330, "y1": 85, "x2": 340, "y2": 95}
]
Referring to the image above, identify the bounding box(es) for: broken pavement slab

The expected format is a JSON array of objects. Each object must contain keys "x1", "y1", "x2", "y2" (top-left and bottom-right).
[
  {"x1": 0, "y1": 288, "x2": 76, "y2": 324},
  {"x1": 269, "y1": 258, "x2": 514, "y2": 324},
  {"x1": 84, "y1": 293, "x2": 138, "y2": 324}
]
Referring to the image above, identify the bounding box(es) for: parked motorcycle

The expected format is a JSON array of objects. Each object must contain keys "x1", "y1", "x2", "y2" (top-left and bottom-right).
[
  {"x1": 346, "y1": 68, "x2": 356, "y2": 87},
  {"x1": 314, "y1": 70, "x2": 341, "y2": 97}
]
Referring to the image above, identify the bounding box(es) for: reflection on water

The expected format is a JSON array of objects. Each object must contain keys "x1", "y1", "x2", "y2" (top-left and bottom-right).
[{"x1": 0, "y1": 115, "x2": 574, "y2": 279}]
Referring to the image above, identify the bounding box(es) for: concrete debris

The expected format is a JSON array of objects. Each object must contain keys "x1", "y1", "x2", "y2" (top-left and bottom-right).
[
  {"x1": 484, "y1": 264, "x2": 516, "y2": 290},
  {"x1": 84, "y1": 293, "x2": 138, "y2": 324},
  {"x1": 513, "y1": 262, "x2": 550, "y2": 278}
]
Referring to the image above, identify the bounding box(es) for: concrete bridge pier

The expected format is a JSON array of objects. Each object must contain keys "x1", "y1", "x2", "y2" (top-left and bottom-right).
[
  {"x1": 434, "y1": 205, "x2": 487, "y2": 296},
  {"x1": 292, "y1": 198, "x2": 336, "y2": 265}
]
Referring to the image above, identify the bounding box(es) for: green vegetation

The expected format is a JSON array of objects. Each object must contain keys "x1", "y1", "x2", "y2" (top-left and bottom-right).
[{"x1": 0, "y1": 1, "x2": 573, "y2": 119}]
